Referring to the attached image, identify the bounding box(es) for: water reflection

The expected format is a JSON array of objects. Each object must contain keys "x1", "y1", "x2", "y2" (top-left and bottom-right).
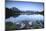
[
  {"x1": 6, "y1": 14, "x2": 44, "y2": 23},
  {"x1": 5, "y1": 14, "x2": 44, "y2": 30}
]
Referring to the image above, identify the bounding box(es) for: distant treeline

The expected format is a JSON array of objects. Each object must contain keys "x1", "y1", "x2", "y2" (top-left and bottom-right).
[
  {"x1": 5, "y1": 7, "x2": 44, "y2": 19},
  {"x1": 5, "y1": 7, "x2": 21, "y2": 19}
]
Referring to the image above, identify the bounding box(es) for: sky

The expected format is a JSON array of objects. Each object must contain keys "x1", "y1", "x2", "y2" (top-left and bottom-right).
[
  {"x1": 5, "y1": 1, "x2": 44, "y2": 12},
  {"x1": 6, "y1": 0, "x2": 16, "y2": 1}
]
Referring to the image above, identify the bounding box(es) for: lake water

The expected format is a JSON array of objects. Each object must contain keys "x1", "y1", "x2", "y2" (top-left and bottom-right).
[{"x1": 5, "y1": 14, "x2": 44, "y2": 23}]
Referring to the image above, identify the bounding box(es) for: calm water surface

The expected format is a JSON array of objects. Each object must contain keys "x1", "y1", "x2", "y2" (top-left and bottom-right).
[{"x1": 5, "y1": 14, "x2": 44, "y2": 23}]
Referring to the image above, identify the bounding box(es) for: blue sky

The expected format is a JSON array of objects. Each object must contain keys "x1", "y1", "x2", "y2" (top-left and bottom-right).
[
  {"x1": 5, "y1": 1, "x2": 44, "y2": 12},
  {"x1": 6, "y1": 0, "x2": 17, "y2": 1}
]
